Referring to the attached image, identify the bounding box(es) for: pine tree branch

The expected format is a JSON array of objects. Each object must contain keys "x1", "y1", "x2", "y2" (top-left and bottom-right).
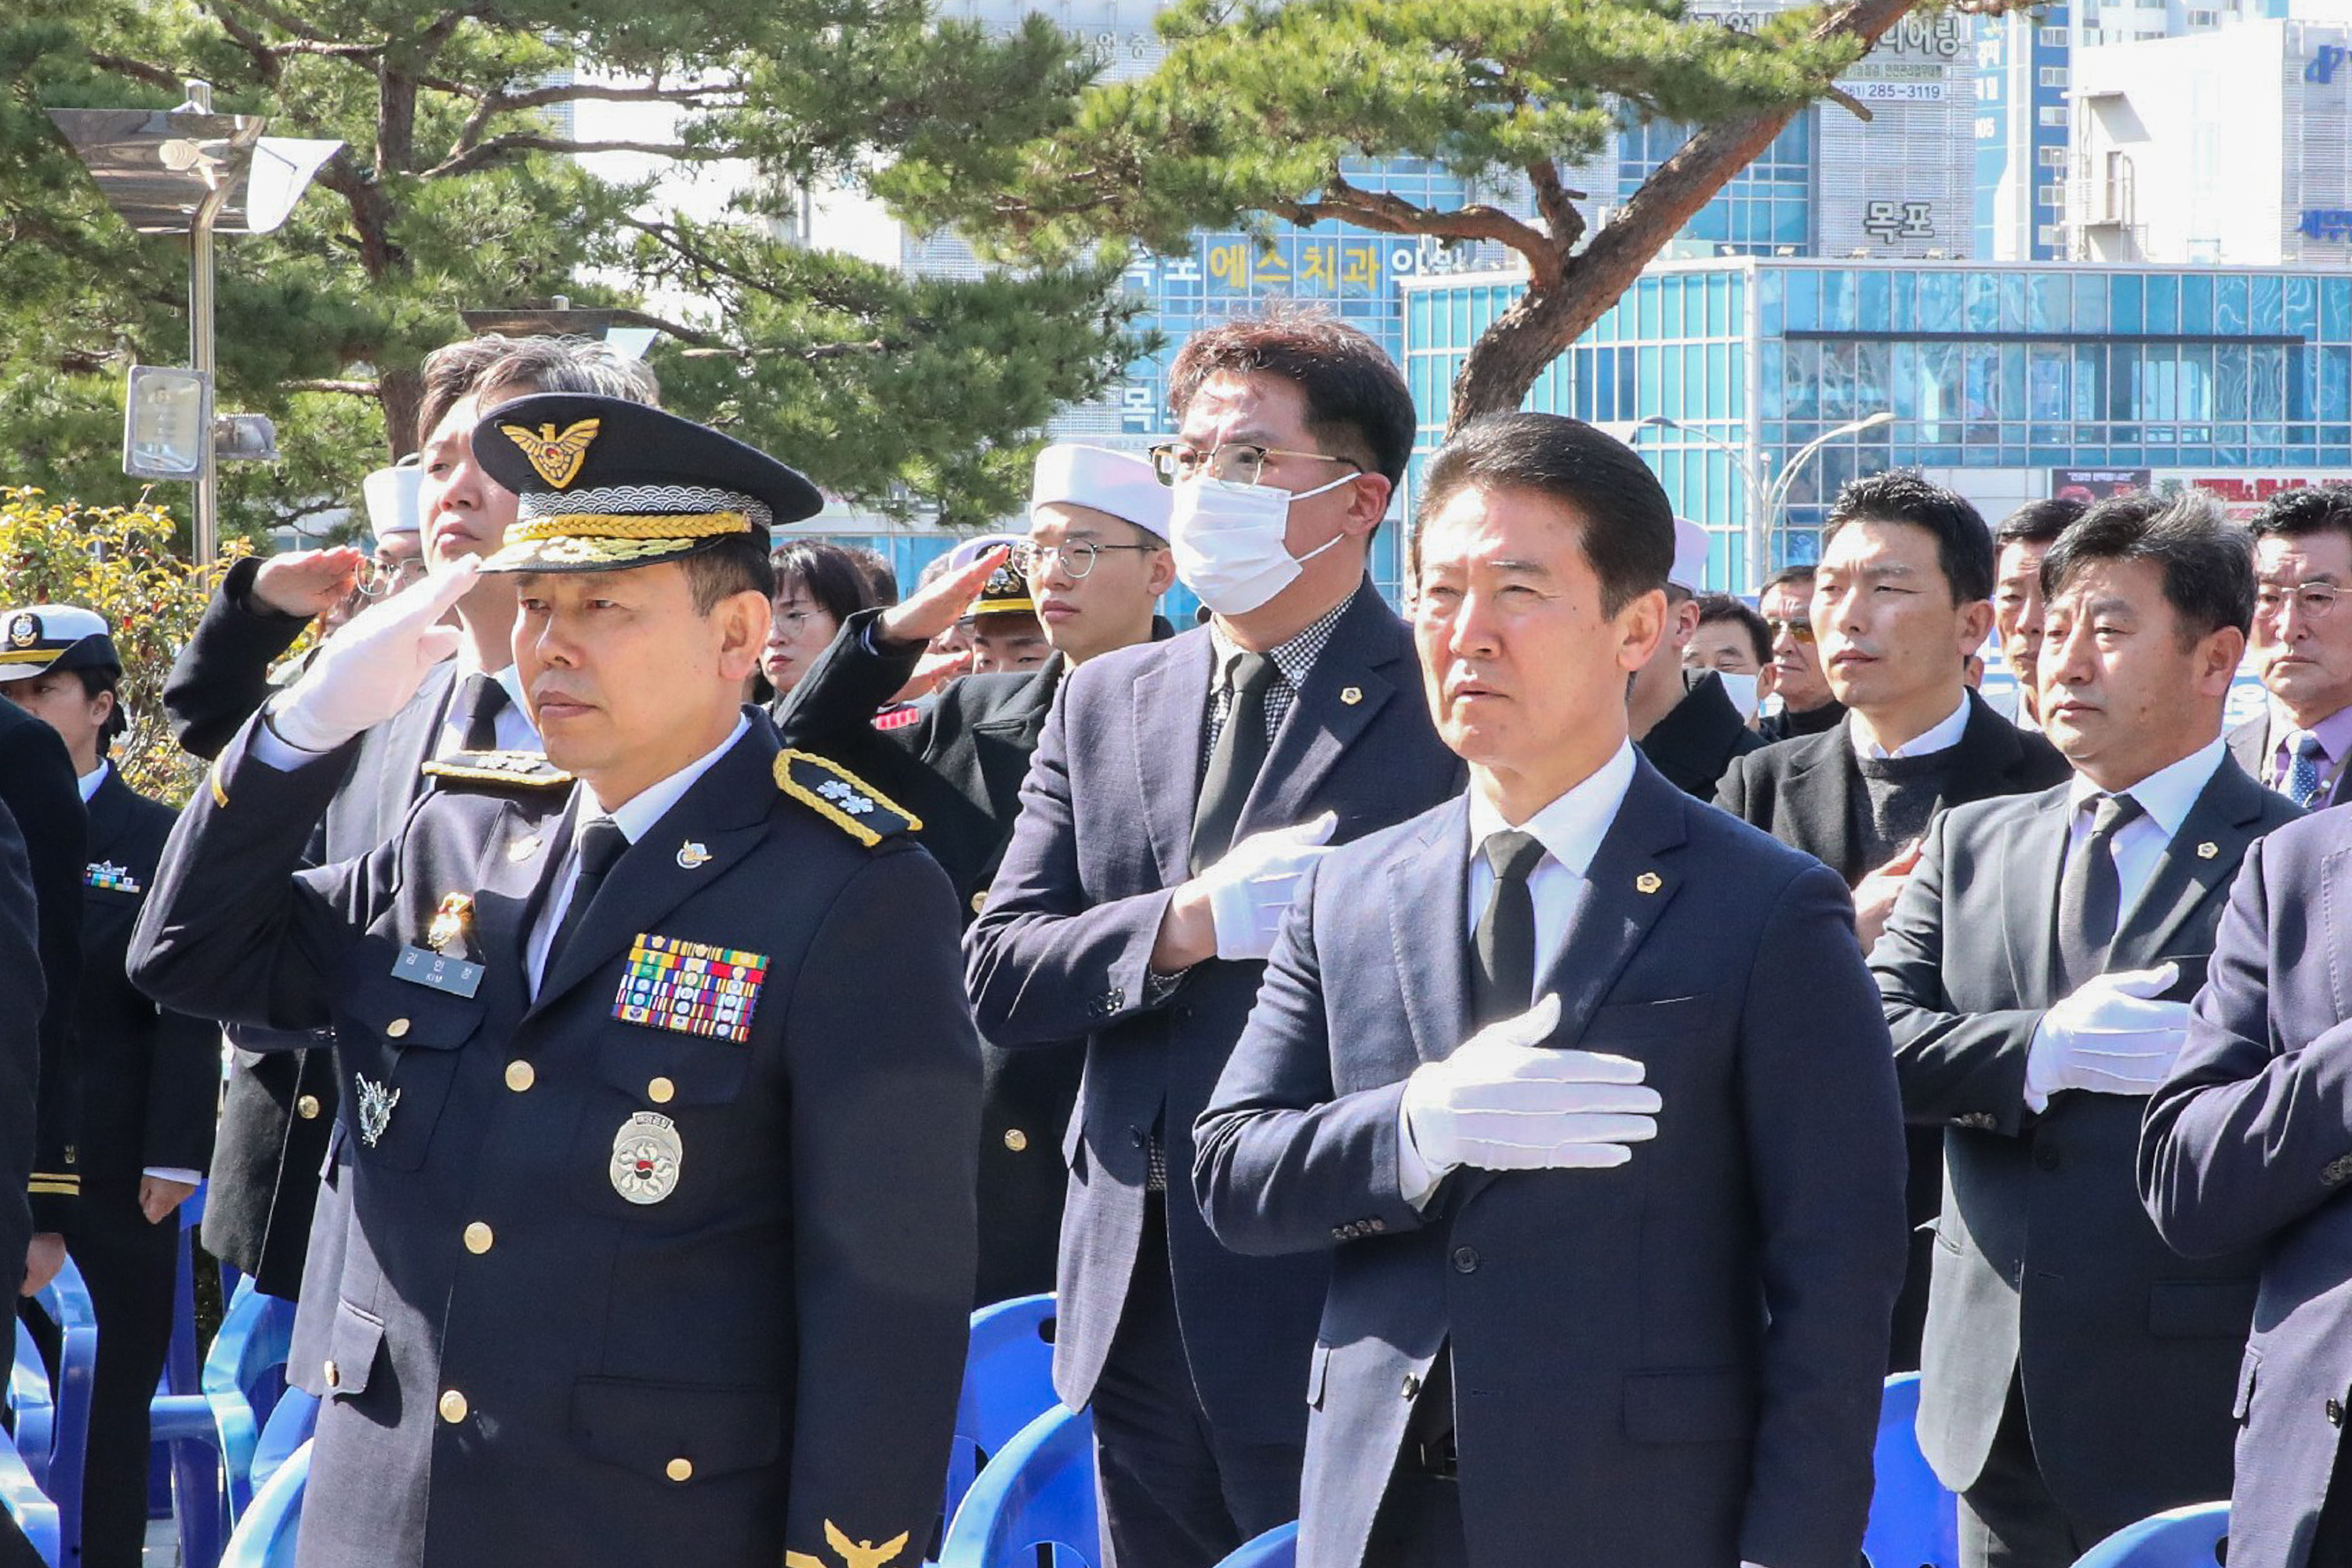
[
  {"x1": 423, "y1": 133, "x2": 705, "y2": 180},
  {"x1": 1525, "y1": 159, "x2": 1586, "y2": 262},
  {"x1": 83, "y1": 53, "x2": 189, "y2": 93},
  {"x1": 283, "y1": 379, "x2": 381, "y2": 397},
  {"x1": 1269, "y1": 173, "x2": 1552, "y2": 276}
]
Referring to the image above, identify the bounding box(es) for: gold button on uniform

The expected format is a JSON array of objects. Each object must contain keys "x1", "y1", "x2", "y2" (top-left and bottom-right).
[
  {"x1": 387, "y1": 1018, "x2": 411, "y2": 1040},
  {"x1": 665, "y1": 1457, "x2": 694, "y2": 1483},
  {"x1": 321, "y1": 1359, "x2": 340, "y2": 1389},
  {"x1": 971, "y1": 891, "x2": 988, "y2": 915},
  {"x1": 438, "y1": 1389, "x2": 468, "y2": 1424},
  {"x1": 1003, "y1": 1128, "x2": 1029, "y2": 1152},
  {"x1": 463, "y1": 1222, "x2": 494, "y2": 1255},
  {"x1": 295, "y1": 1094, "x2": 321, "y2": 1120},
  {"x1": 647, "y1": 1076, "x2": 675, "y2": 1105},
  {"x1": 504, "y1": 1060, "x2": 535, "y2": 1092}
]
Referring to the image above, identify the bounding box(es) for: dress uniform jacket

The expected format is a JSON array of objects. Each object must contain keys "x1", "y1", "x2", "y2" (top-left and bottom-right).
[
  {"x1": 775, "y1": 608, "x2": 1174, "y2": 1305},
  {"x1": 0, "y1": 697, "x2": 86, "y2": 1233},
  {"x1": 0, "y1": 799, "x2": 40, "y2": 1292},
  {"x1": 1715, "y1": 689, "x2": 2069, "y2": 1371},
  {"x1": 2140, "y1": 805, "x2": 2352, "y2": 1568},
  {"x1": 966, "y1": 579, "x2": 1465, "y2": 1444},
  {"x1": 2228, "y1": 710, "x2": 2352, "y2": 810},
  {"x1": 129, "y1": 714, "x2": 982, "y2": 1568},
  {"x1": 165, "y1": 557, "x2": 463, "y2": 1301},
  {"x1": 1193, "y1": 759, "x2": 1908, "y2": 1568},
  {"x1": 74, "y1": 765, "x2": 223, "y2": 1568},
  {"x1": 1634, "y1": 668, "x2": 1765, "y2": 800},
  {"x1": 1872, "y1": 760, "x2": 2293, "y2": 1540}
]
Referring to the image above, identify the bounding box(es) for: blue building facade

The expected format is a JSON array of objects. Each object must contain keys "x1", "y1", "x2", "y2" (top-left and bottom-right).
[{"x1": 1404, "y1": 257, "x2": 2352, "y2": 592}]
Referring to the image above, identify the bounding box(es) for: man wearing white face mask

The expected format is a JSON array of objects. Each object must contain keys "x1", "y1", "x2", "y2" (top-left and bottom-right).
[
  {"x1": 968, "y1": 315, "x2": 1465, "y2": 1568},
  {"x1": 1628, "y1": 519, "x2": 1766, "y2": 797}
]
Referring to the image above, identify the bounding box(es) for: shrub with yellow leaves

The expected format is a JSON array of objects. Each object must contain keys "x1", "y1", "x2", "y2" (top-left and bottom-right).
[{"x1": 0, "y1": 488, "x2": 247, "y2": 806}]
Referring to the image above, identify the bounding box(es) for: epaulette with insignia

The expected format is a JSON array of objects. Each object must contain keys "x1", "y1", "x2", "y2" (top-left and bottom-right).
[
  {"x1": 775, "y1": 749, "x2": 920, "y2": 847},
  {"x1": 422, "y1": 749, "x2": 575, "y2": 789}
]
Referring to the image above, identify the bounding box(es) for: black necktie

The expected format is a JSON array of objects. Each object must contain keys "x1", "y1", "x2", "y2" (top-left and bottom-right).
[
  {"x1": 543, "y1": 819, "x2": 629, "y2": 985},
  {"x1": 1189, "y1": 651, "x2": 1278, "y2": 873},
  {"x1": 2056, "y1": 792, "x2": 2144, "y2": 987},
  {"x1": 1471, "y1": 829, "x2": 1545, "y2": 1026},
  {"x1": 451, "y1": 672, "x2": 510, "y2": 753}
]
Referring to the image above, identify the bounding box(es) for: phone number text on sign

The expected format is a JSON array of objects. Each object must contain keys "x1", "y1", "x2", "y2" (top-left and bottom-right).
[{"x1": 1837, "y1": 79, "x2": 1948, "y2": 103}]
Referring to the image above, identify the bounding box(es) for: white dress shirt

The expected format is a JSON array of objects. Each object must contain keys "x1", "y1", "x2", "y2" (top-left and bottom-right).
[
  {"x1": 1461, "y1": 739, "x2": 1640, "y2": 978},
  {"x1": 2060, "y1": 737, "x2": 2230, "y2": 923},
  {"x1": 435, "y1": 655, "x2": 536, "y2": 757},
  {"x1": 77, "y1": 762, "x2": 106, "y2": 803},
  {"x1": 524, "y1": 716, "x2": 749, "y2": 996},
  {"x1": 1849, "y1": 692, "x2": 1972, "y2": 760}
]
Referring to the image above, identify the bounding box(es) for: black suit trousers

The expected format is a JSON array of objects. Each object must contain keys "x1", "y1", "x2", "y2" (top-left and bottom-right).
[{"x1": 71, "y1": 1181, "x2": 180, "y2": 1568}]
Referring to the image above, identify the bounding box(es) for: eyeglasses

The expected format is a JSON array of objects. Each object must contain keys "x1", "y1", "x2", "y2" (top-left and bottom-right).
[
  {"x1": 1146, "y1": 441, "x2": 1361, "y2": 488},
  {"x1": 770, "y1": 608, "x2": 822, "y2": 635},
  {"x1": 1762, "y1": 616, "x2": 1817, "y2": 645},
  {"x1": 2255, "y1": 583, "x2": 2345, "y2": 621},
  {"x1": 1011, "y1": 539, "x2": 1157, "y2": 579},
  {"x1": 355, "y1": 556, "x2": 426, "y2": 598}
]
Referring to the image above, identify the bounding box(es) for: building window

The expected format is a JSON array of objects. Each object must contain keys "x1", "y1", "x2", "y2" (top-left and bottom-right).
[
  {"x1": 2038, "y1": 223, "x2": 2066, "y2": 246},
  {"x1": 2039, "y1": 25, "x2": 2070, "y2": 45},
  {"x1": 2188, "y1": 8, "x2": 2216, "y2": 22},
  {"x1": 2040, "y1": 184, "x2": 2067, "y2": 208},
  {"x1": 2039, "y1": 106, "x2": 2071, "y2": 126},
  {"x1": 2039, "y1": 146, "x2": 2068, "y2": 167},
  {"x1": 2038, "y1": 67, "x2": 2071, "y2": 88}
]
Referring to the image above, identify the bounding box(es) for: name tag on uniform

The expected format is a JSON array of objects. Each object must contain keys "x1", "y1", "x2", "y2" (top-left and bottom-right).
[
  {"x1": 612, "y1": 933, "x2": 768, "y2": 1044},
  {"x1": 393, "y1": 944, "x2": 485, "y2": 1000}
]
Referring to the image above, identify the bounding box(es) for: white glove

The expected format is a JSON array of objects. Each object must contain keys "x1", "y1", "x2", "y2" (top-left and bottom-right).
[
  {"x1": 1397, "y1": 995, "x2": 1661, "y2": 1205},
  {"x1": 266, "y1": 557, "x2": 479, "y2": 753},
  {"x1": 2024, "y1": 963, "x2": 2190, "y2": 1110},
  {"x1": 1198, "y1": 811, "x2": 1338, "y2": 962}
]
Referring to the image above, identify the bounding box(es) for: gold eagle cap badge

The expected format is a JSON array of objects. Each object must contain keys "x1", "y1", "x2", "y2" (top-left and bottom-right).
[
  {"x1": 499, "y1": 418, "x2": 601, "y2": 489},
  {"x1": 784, "y1": 1523, "x2": 912, "y2": 1568}
]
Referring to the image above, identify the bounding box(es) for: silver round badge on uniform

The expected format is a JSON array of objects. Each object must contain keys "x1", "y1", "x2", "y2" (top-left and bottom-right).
[{"x1": 611, "y1": 1111, "x2": 684, "y2": 1204}]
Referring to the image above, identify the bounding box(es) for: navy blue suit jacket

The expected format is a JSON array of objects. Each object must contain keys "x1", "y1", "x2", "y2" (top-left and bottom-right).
[
  {"x1": 1194, "y1": 759, "x2": 1909, "y2": 1568},
  {"x1": 2141, "y1": 805, "x2": 2352, "y2": 1568},
  {"x1": 965, "y1": 578, "x2": 1463, "y2": 1443}
]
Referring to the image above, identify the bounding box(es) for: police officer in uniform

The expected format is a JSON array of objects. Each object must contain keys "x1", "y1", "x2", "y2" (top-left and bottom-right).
[
  {"x1": 132, "y1": 394, "x2": 982, "y2": 1568},
  {"x1": 0, "y1": 607, "x2": 218, "y2": 1568},
  {"x1": 778, "y1": 444, "x2": 1175, "y2": 1304}
]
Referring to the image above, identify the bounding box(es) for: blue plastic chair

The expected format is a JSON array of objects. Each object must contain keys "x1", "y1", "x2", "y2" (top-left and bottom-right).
[
  {"x1": 2069, "y1": 1502, "x2": 2229, "y2": 1567},
  {"x1": 12, "y1": 1254, "x2": 97, "y2": 1563},
  {"x1": 948, "y1": 1295, "x2": 1059, "y2": 1523},
  {"x1": 148, "y1": 1276, "x2": 303, "y2": 1568},
  {"x1": 0, "y1": 1392, "x2": 62, "y2": 1565},
  {"x1": 217, "y1": 1439, "x2": 310, "y2": 1568},
  {"x1": 1864, "y1": 1372, "x2": 1959, "y2": 1568},
  {"x1": 935, "y1": 1403, "x2": 1098, "y2": 1568},
  {"x1": 1217, "y1": 1522, "x2": 1298, "y2": 1566}
]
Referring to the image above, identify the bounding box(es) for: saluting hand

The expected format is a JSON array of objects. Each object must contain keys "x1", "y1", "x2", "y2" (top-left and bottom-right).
[
  {"x1": 251, "y1": 546, "x2": 367, "y2": 619},
  {"x1": 267, "y1": 557, "x2": 479, "y2": 753},
  {"x1": 877, "y1": 546, "x2": 1011, "y2": 651}
]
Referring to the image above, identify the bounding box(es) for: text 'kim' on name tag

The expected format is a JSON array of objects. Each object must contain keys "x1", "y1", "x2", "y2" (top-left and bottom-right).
[{"x1": 393, "y1": 944, "x2": 485, "y2": 1000}]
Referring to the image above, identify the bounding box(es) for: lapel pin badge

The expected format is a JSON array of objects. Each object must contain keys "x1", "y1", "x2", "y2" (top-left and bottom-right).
[
  {"x1": 354, "y1": 1073, "x2": 400, "y2": 1149},
  {"x1": 426, "y1": 892, "x2": 474, "y2": 955},
  {"x1": 677, "y1": 840, "x2": 713, "y2": 869},
  {"x1": 2196, "y1": 841, "x2": 2220, "y2": 859},
  {"x1": 1340, "y1": 685, "x2": 1363, "y2": 706},
  {"x1": 1635, "y1": 871, "x2": 1663, "y2": 895}
]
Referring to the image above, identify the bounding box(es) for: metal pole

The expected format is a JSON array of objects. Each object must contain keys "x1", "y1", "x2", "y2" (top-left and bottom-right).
[{"x1": 183, "y1": 79, "x2": 229, "y2": 572}]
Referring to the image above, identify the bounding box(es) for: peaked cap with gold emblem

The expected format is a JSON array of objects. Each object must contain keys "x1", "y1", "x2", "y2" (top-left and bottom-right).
[{"x1": 472, "y1": 392, "x2": 823, "y2": 573}]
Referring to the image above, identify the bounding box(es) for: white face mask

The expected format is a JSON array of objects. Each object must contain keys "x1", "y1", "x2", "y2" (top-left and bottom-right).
[
  {"x1": 1715, "y1": 670, "x2": 1761, "y2": 721},
  {"x1": 1169, "y1": 471, "x2": 1357, "y2": 615}
]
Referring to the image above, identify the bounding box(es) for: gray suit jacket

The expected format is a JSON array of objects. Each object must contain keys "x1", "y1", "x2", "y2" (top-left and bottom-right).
[
  {"x1": 2141, "y1": 804, "x2": 2352, "y2": 1568},
  {"x1": 1194, "y1": 760, "x2": 1908, "y2": 1568},
  {"x1": 966, "y1": 579, "x2": 1465, "y2": 1443},
  {"x1": 2227, "y1": 710, "x2": 2352, "y2": 810},
  {"x1": 1874, "y1": 758, "x2": 2295, "y2": 1536}
]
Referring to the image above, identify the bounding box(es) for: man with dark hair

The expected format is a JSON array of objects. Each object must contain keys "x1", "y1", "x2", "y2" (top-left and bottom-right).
[
  {"x1": 1755, "y1": 564, "x2": 1843, "y2": 741},
  {"x1": 1993, "y1": 498, "x2": 2083, "y2": 731},
  {"x1": 163, "y1": 334, "x2": 659, "y2": 1328},
  {"x1": 0, "y1": 606, "x2": 218, "y2": 1568},
  {"x1": 1627, "y1": 524, "x2": 1766, "y2": 794},
  {"x1": 969, "y1": 319, "x2": 1461, "y2": 1565},
  {"x1": 1875, "y1": 493, "x2": 2285, "y2": 1566},
  {"x1": 132, "y1": 394, "x2": 978, "y2": 1567},
  {"x1": 1196, "y1": 411, "x2": 1905, "y2": 1566},
  {"x1": 1719, "y1": 470, "x2": 2067, "y2": 1373},
  {"x1": 2227, "y1": 484, "x2": 2352, "y2": 810},
  {"x1": 778, "y1": 445, "x2": 1178, "y2": 1306},
  {"x1": 1691, "y1": 593, "x2": 1771, "y2": 673}
]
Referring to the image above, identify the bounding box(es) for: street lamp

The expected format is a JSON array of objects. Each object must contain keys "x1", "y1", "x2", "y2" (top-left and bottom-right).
[
  {"x1": 48, "y1": 82, "x2": 340, "y2": 570},
  {"x1": 1636, "y1": 410, "x2": 1893, "y2": 591}
]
